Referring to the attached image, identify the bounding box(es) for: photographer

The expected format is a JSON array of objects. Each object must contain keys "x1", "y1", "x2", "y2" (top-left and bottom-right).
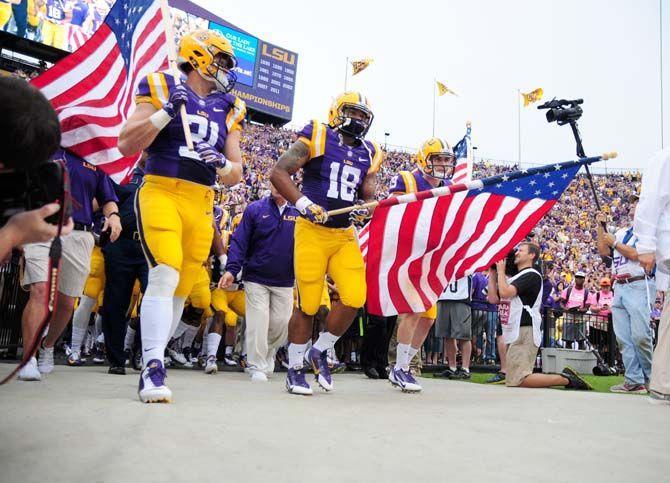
[
  {"x1": 18, "y1": 148, "x2": 121, "y2": 381},
  {"x1": 0, "y1": 77, "x2": 73, "y2": 260},
  {"x1": 488, "y1": 242, "x2": 591, "y2": 390}
]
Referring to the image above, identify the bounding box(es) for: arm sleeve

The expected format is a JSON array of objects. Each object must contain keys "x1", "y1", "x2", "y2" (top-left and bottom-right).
[
  {"x1": 135, "y1": 72, "x2": 171, "y2": 110},
  {"x1": 225, "y1": 204, "x2": 255, "y2": 277},
  {"x1": 95, "y1": 171, "x2": 119, "y2": 205},
  {"x1": 296, "y1": 120, "x2": 325, "y2": 159},
  {"x1": 388, "y1": 174, "x2": 406, "y2": 194},
  {"x1": 634, "y1": 149, "x2": 670, "y2": 254}
]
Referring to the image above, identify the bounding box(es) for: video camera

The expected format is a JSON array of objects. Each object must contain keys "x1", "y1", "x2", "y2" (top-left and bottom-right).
[
  {"x1": 537, "y1": 98, "x2": 583, "y2": 126},
  {"x1": 0, "y1": 159, "x2": 71, "y2": 227}
]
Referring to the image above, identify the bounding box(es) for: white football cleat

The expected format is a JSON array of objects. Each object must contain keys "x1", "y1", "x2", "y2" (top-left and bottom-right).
[
  {"x1": 167, "y1": 347, "x2": 187, "y2": 365},
  {"x1": 18, "y1": 357, "x2": 41, "y2": 381},
  {"x1": 250, "y1": 370, "x2": 268, "y2": 382},
  {"x1": 138, "y1": 359, "x2": 171, "y2": 403},
  {"x1": 204, "y1": 356, "x2": 218, "y2": 374}
]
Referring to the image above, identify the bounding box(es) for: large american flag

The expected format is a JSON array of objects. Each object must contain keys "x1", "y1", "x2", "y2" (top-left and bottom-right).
[
  {"x1": 451, "y1": 124, "x2": 473, "y2": 183},
  {"x1": 31, "y1": 0, "x2": 168, "y2": 183},
  {"x1": 361, "y1": 158, "x2": 597, "y2": 316}
]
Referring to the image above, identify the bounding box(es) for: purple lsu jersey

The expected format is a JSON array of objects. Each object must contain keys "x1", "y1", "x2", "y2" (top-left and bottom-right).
[
  {"x1": 45, "y1": 0, "x2": 66, "y2": 22},
  {"x1": 388, "y1": 169, "x2": 450, "y2": 194},
  {"x1": 135, "y1": 71, "x2": 246, "y2": 186},
  {"x1": 297, "y1": 120, "x2": 383, "y2": 228}
]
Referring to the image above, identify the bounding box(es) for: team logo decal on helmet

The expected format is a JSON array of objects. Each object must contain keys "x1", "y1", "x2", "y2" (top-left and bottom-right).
[
  {"x1": 328, "y1": 92, "x2": 374, "y2": 139},
  {"x1": 178, "y1": 29, "x2": 238, "y2": 93},
  {"x1": 416, "y1": 137, "x2": 456, "y2": 180}
]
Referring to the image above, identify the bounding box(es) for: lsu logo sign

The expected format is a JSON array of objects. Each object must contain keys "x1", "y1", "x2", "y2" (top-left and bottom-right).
[{"x1": 261, "y1": 44, "x2": 296, "y2": 65}]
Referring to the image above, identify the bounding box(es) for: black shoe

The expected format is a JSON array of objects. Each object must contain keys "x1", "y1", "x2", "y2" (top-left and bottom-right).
[
  {"x1": 486, "y1": 372, "x2": 505, "y2": 384},
  {"x1": 562, "y1": 366, "x2": 593, "y2": 391},
  {"x1": 131, "y1": 347, "x2": 142, "y2": 372},
  {"x1": 455, "y1": 368, "x2": 471, "y2": 380},
  {"x1": 434, "y1": 368, "x2": 456, "y2": 378},
  {"x1": 108, "y1": 366, "x2": 126, "y2": 375},
  {"x1": 364, "y1": 367, "x2": 380, "y2": 379},
  {"x1": 376, "y1": 366, "x2": 389, "y2": 379}
]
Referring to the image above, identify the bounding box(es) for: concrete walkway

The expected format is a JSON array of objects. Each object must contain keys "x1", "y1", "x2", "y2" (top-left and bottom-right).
[{"x1": 0, "y1": 364, "x2": 667, "y2": 483}]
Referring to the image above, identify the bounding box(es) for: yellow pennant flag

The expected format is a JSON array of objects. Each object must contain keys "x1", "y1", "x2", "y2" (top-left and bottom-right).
[
  {"x1": 436, "y1": 80, "x2": 458, "y2": 97},
  {"x1": 521, "y1": 87, "x2": 543, "y2": 107},
  {"x1": 351, "y1": 58, "x2": 373, "y2": 76}
]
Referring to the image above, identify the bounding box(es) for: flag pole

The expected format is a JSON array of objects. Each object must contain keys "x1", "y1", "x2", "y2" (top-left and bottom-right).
[
  {"x1": 344, "y1": 56, "x2": 349, "y2": 92},
  {"x1": 432, "y1": 78, "x2": 436, "y2": 137},
  {"x1": 517, "y1": 88, "x2": 521, "y2": 164},
  {"x1": 326, "y1": 152, "x2": 617, "y2": 216},
  {"x1": 159, "y1": 0, "x2": 194, "y2": 150}
]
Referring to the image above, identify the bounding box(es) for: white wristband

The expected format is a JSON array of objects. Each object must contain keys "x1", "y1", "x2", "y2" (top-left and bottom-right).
[
  {"x1": 218, "y1": 254, "x2": 228, "y2": 268},
  {"x1": 217, "y1": 161, "x2": 233, "y2": 176},
  {"x1": 295, "y1": 196, "x2": 313, "y2": 214},
  {"x1": 149, "y1": 109, "x2": 172, "y2": 130}
]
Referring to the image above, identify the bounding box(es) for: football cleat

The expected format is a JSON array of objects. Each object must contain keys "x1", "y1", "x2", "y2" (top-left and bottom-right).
[
  {"x1": 389, "y1": 366, "x2": 422, "y2": 393},
  {"x1": 285, "y1": 366, "x2": 312, "y2": 395},
  {"x1": 305, "y1": 347, "x2": 333, "y2": 391},
  {"x1": 91, "y1": 342, "x2": 105, "y2": 364},
  {"x1": 204, "y1": 356, "x2": 218, "y2": 374},
  {"x1": 223, "y1": 355, "x2": 237, "y2": 366},
  {"x1": 67, "y1": 351, "x2": 84, "y2": 366},
  {"x1": 167, "y1": 347, "x2": 187, "y2": 366},
  {"x1": 138, "y1": 359, "x2": 171, "y2": 403}
]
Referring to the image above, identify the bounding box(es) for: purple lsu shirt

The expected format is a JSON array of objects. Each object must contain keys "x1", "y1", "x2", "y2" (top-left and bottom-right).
[
  {"x1": 57, "y1": 149, "x2": 118, "y2": 225},
  {"x1": 297, "y1": 122, "x2": 382, "y2": 228},
  {"x1": 135, "y1": 71, "x2": 246, "y2": 186}
]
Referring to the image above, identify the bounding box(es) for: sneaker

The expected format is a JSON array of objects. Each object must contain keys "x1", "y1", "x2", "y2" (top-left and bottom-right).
[
  {"x1": 562, "y1": 366, "x2": 593, "y2": 391},
  {"x1": 648, "y1": 390, "x2": 670, "y2": 405},
  {"x1": 167, "y1": 347, "x2": 187, "y2": 366},
  {"x1": 67, "y1": 351, "x2": 84, "y2": 366},
  {"x1": 223, "y1": 356, "x2": 237, "y2": 366},
  {"x1": 138, "y1": 359, "x2": 171, "y2": 403},
  {"x1": 450, "y1": 368, "x2": 471, "y2": 380},
  {"x1": 92, "y1": 342, "x2": 105, "y2": 364},
  {"x1": 17, "y1": 357, "x2": 41, "y2": 381},
  {"x1": 37, "y1": 346, "x2": 54, "y2": 374},
  {"x1": 286, "y1": 366, "x2": 313, "y2": 395},
  {"x1": 434, "y1": 368, "x2": 456, "y2": 379},
  {"x1": 305, "y1": 347, "x2": 333, "y2": 391},
  {"x1": 250, "y1": 371, "x2": 268, "y2": 382},
  {"x1": 486, "y1": 372, "x2": 506, "y2": 384},
  {"x1": 610, "y1": 382, "x2": 648, "y2": 394},
  {"x1": 204, "y1": 356, "x2": 218, "y2": 375},
  {"x1": 389, "y1": 366, "x2": 422, "y2": 392}
]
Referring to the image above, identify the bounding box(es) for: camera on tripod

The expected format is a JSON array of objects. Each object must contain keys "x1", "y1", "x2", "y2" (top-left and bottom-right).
[{"x1": 537, "y1": 98, "x2": 583, "y2": 126}]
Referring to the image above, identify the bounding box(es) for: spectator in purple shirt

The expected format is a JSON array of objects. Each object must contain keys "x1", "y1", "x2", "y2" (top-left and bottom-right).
[
  {"x1": 220, "y1": 183, "x2": 299, "y2": 381},
  {"x1": 18, "y1": 149, "x2": 121, "y2": 381}
]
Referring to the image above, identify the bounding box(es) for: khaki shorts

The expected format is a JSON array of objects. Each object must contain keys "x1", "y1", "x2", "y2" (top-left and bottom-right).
[
  {"x1": 22, "y1": 230, "x2": 95, "y2": 297},
  {"x1": 505, "y1": 326, "x2": 539, "y2": 387}
]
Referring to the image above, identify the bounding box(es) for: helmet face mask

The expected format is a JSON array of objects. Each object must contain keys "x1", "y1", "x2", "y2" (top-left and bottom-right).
[{"x1": 424, "y1": 153, "x2": 456, "y2": 180}]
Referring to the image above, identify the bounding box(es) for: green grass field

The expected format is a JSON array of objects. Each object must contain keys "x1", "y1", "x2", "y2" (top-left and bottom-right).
[{"x1": 423, "y1": 371, "x2": 637, "y2": 395}]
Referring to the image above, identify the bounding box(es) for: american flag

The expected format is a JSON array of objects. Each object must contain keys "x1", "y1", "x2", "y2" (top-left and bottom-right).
[
  {"x1": 451, "y1": 124, "x2": 473, "y2": 184},
  {"x1": 31, "y1": 0, "x2": 168, "y2": 183},
  {"x1": 361, "y1": 158, "x2": 596, "y2": 316},
  {"x1": 67, "y1": 25, "x2": 90, "y2": 52}
]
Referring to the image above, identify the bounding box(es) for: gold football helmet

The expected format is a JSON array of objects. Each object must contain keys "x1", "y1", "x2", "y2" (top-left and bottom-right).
[
  {"x1": 178, "y1": 29, "x2": 237, "y2": 92},
  {"x1": 416, "y1": 137, "x2": 456, "y2": 180},
  {"x1": 328, "y1": 92, "x2": 373, "y2": 139}
]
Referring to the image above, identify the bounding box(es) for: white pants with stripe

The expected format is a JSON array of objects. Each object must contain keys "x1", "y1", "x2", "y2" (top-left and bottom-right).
[{"x1": 244, "y1": 281, "x2": 293, "y2": 375}]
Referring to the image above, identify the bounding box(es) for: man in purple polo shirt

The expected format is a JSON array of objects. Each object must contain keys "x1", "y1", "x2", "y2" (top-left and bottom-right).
[
  {"x1": 18, "y1": 149, "x2": 121, "y2": 381},
  {"x1": 220, "y1": 183, "x2": 299, "y2": 382}
]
